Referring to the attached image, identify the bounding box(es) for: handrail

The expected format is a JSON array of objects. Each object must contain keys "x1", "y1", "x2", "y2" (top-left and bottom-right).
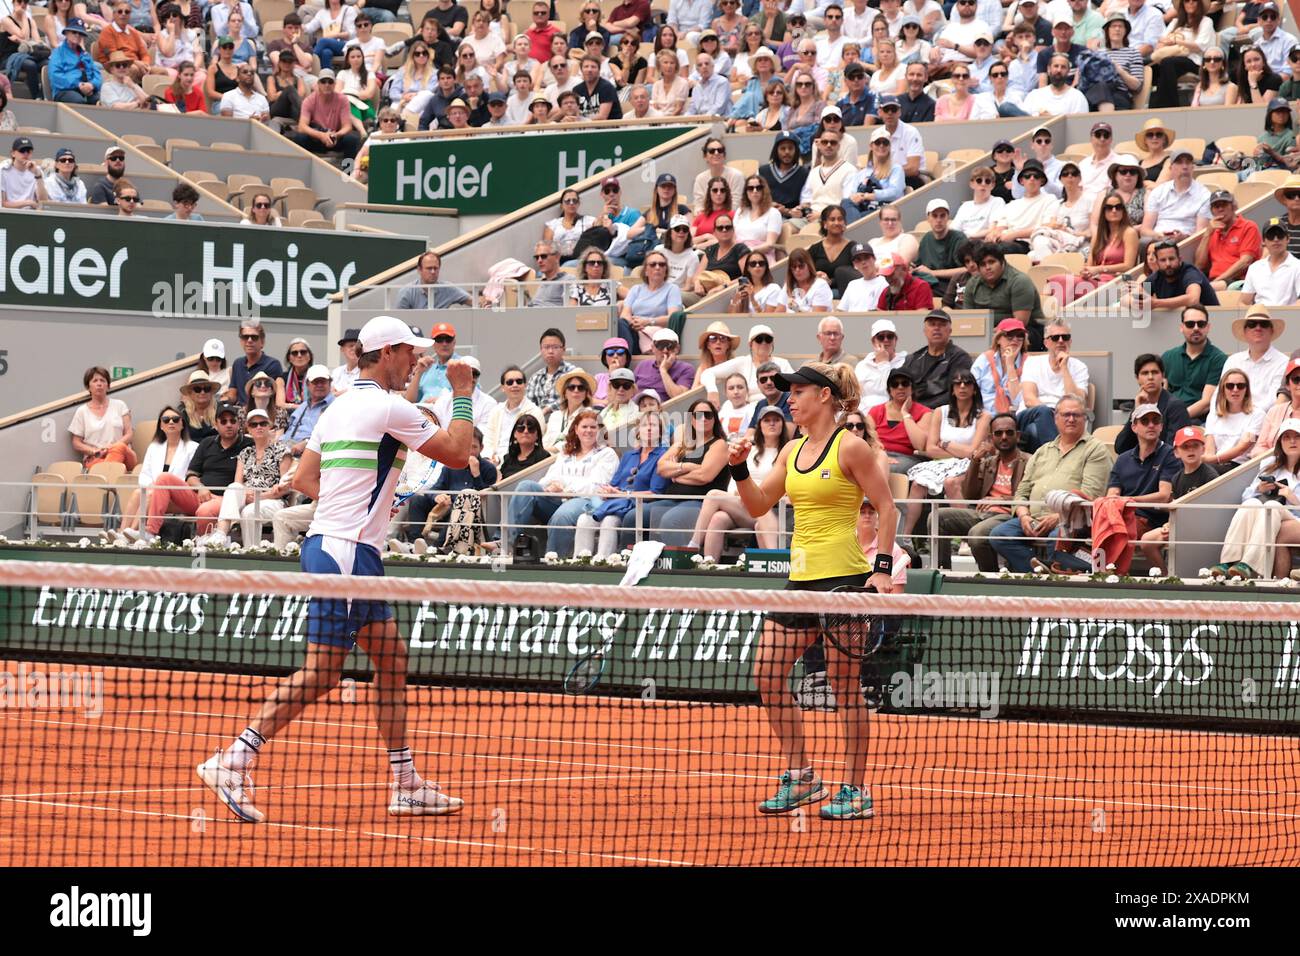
[{"x1": 0, "y1": 354, "x2": 199, "y2": 431}]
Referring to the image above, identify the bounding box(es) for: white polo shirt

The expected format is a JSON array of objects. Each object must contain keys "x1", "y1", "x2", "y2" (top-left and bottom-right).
[
  {"x1": 886, "y1": 120, "x2": 925, "y2": 171},
  {"x1": 1241, "y1": 254, "x2": 1300, "y2": 307},
  {"x1": 1076, "y1": 150, "x2": 1141, "y2": 205},
  {"x1": 1218, "y1": 346, "x2": 1290, "y2": 407},
  {"x1": 855, "y1": 348, "x2": 907, "y2": 411},
  {"x1": 219, "y1": 87, "x2": 270, "y2": 118},
  {"x1": 840, "y1": 275, "x2": 889, "y2": 312},
  {"x1": 992, "y1": 191, "x2": 1060, "y2": 233},
  {"x1": 1022, "y1": 83, "x2": 1089, "y2": 116},
  {"x1": 936, "y1": 16, "x2": 986, "y2": 63},
  {"x1": 1020, "y1": 354, "x2": 1090, "y2": 411},
  {"x1": 1145, "y1": 178, "x2": 1211, "y2": 235}
]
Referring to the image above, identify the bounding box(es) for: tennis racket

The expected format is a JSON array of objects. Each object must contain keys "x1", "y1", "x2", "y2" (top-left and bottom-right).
[
  {"x1": 816, "y1": 585, "x2": 885, "y2": 660},
  {"x1": 563, "y1": 634, "x2": 614, "y2": 695}
]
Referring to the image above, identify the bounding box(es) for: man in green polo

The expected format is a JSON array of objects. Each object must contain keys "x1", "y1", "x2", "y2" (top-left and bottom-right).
[
  {"x1": 963, "y1": 241, "x2": 1047, "y2": 351},
  {"x1": 1160, "y1": 305, "x2": 1226, "y2": 423}
]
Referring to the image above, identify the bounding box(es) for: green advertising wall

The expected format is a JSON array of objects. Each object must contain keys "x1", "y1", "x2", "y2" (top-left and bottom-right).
[
  {"x1": 366, "y1": 126, "x2": 690, "y2": 214},
  {"x1": 0, "y1": 212, "x2": 425, "y2": 320},
  {"x1": 3, "y1": 548, "x2": 1298, "y2": 728}
]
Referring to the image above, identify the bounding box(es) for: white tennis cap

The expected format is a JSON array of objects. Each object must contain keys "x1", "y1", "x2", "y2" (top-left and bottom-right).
[
  {"x1": 652, "y1": 328, "x2": 679, "y2": 344},
  {"x1": 461, "y1": 355, "x2": 482, "y2": 372},
  {"x1": 871, "y1": 318, "x2": 898, "y2": 338},
  {"x1": 359, "y1": 314, "x2": 433, "y2": 352},
  {"x1": 202, "y1": 338, "x2": 225, "y2": 359},
  {"x1": 306, "y1": 364, "x2": 331, "y2": 381}
]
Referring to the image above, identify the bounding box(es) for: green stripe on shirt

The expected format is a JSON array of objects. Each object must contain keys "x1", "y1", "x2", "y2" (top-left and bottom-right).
[
  {"x1": 321, "y1": 457, "x2": 379, "y2": 470},
  {"x1": 320, "y1": 439, "x2": 382, "y2": 452}
]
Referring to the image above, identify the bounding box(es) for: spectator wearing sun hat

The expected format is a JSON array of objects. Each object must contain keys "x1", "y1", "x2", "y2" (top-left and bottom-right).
[{"x1": 699, "y1": 323, "x2": 793, "y2": 403}]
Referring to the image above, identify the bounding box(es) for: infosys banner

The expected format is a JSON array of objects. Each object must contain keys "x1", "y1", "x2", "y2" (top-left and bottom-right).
[
  {"x1": 366, "y1": 126, "x2": 690, "y2": 214},
  {"x1": 6, "y1": 578, "x2": 1300, "y2": 722},
  {"x1": 0, "y1": 212, "x2": 424, "y2": 320}
]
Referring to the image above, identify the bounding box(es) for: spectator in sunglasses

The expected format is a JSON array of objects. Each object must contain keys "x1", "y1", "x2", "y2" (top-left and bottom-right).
[
  {"x1": 240, "y1": 191, "x2": 281, "y2": 226},
  {"x1": 180, "y1": 370, "x2": 220, "y2": 442},
  {"x1": 112, "y1": 405, "x2": 197, "y2": 544},
  {"x1": 499, "y1": 413, "x2": 549, "y2": 479},
  {"x1": 480, "y1": 365, "x2": 542, "y2": 464}
]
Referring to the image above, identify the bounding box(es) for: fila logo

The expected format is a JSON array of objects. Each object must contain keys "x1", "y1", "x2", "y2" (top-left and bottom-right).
[{"x1": 820, "y1": 469, "x2": 831, "y2": 479}]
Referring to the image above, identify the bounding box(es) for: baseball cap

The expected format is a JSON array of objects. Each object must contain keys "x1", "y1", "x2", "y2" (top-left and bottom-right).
[
  {"x1": 216, "y1": 403, "x2": 241, "y2": 420},
  {"x1": 487, "y1": 91, "x2": 507, "y2": 104},
  {"x1": 601, "y1": 176, "x2": 620, "y2": 190},
  {"x1": 306, "y1": 364, "x2": 331, "y2": 382},
  {"x1": 877, "y1": 254, "x2": 897, "y2": 276},
  {"x1": 217, "y1": 35, "x2": 235, "y2": 47},
  {"x1": 337, "y1": 328, "x2": 361, "y2": 346},
  {"x1": 54, "y1": 147, "x2": 76, "y2": 161},
  {"x1": 821, "y1": 105, "x2": 842, "y2": 120},
  {"x1": 869, "y1": 126, "x2": 891, "y2": 144},
  {"x1": 756, "y1": 404, "x2": 786, "y2": 422},
  {"x1": 651, "y1": 328, "x2": 679, "y2": 344},
  {"x1": 63, "y1": 16, "x2": 88, "y2": 35},
  {"x1": 1285, "y1": 357, "x2": 1300, "y2": 379},
  {"x1": 1091, "y1": 121, "x2": 1112, "y2": 134},
  {"x1": 608, "y1": 367, "x2": 635, "y2": 384},
  {"x1": 585, "y1": 30, "x2": 604, "y2": 42},
  {"x1": 926, "y1": 198, "x2": 950, "y2": 215},
  {"x1": 317, "y1": 68, "x2": 336, "y2": 80},
  {"x1": 871, "y1": 318, "x2": 897, "y2": 338},
  {"x1": 1209, "y1": 189, "x2": 1234, "y2": 205},
  {"x1": 992, "y1": 138, "x2": 1014, "y2": 152},
  {"x1": 1264, "y1": 218, "x2": 1289, "y2": 239},
  {"x1": 246, "y1": 407, "x2": 271, "y2": 423},
  {"x1": 772, "y1": 365, "x2": 841, "y2": 394},
  {"x1": 1170, "y1": 147, "x2": 1195, "y2": 162},
  {"x1": 461, "y1": 355, "x2": 482, "y2": 373},
  {"x1": 1268, "y1": 97, "x2": 1292, "y2": 113},
  {"x1": 1053, "y1": 16, "x2": 1072, "y2": 27},
  {"x1": 886, "y1": 368, "x2": 913, "y2": 386},
  {"x1": 925, "y1": 308, "x2": 952, "y2": 324},
  {"x1": 358, "y1": 315, "x2": 433, "y2": 352},
  {"x1": 748, "y1": 324, "x2": 775, "y2": 342},
  {"x1": 9, "y1": 136, "x2": 32, "y2": 153},
  {"x1": 656, "y1": 172, "x2": 677, "y2": 187},
  {"x1": 635, "y1": 388, "x2": 661, "y2": 404},
  {"x1": 850, "y1": 241, "x2": 874, "y2": 259},
  {"x1": 973, "y1": 30, "x2": 992, "y2": 44},
  {"x1": 430, "y1": 321, "x2": 457, "y2": 337},
  {"x1": 844, "y1": 62, "x2": 866, "y2": 79},
  {"x1": 104, "y1": 145, "x2": 125, "y2": 160},
  {"x1": 202, "y1": 338, "x2": 225, "y2": 360},
  {"x1": 994, "y1": 318, "x2": 1027, "y2": 336},
  {"x1": 1131, "y1": 403, "x2": 1163, "y2": 423},
  {"x1": 1173, "y1": 425, "x2": 1206, "y2": 448},
  {"x1": 877, "y1": 94, "x2": 900, "y2": 109},
  {"x1": 1278, "y1": 418, "x2": 1300, "y2": 438},
  {"x1": 1030, "y1": 126, "x2": 1052, "y2": 139},
  {"x1": 668, "y1": 214, "x2": 692, "y2": 230}
]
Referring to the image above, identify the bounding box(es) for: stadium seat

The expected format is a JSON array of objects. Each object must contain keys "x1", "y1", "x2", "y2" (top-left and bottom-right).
[
  {"x1": 68, "y1": 474, "x2": 111, "y2": 531},
  {"x1": 1026, "y1": 263, "x2": 1068, "y2": 293},
  {"x1": 1092, "y1": 424, "x2": 1122, "y2": 451},
  {"x1": 373, "y1": 23, "x2": 413, "y2": 46},
  {"x1": 944, "y1": 148, "x2": 986, "y2": 165},
  {"x1": 1247, "y1": 168, "x2": 1291, "y2": 185},
  {"x1": 183, "y1": 169, "x2": 219, "y2": 184},
  {"x1": 141, "y1": 76, "x2": 171, "y2": 100},
  {"x1": 1195, "y1": 171, "x2": 1238, "y2": 192},
  {"x1": 1216, "y1": 289, "x2": 1243, "y2": 307},
  {"x1": 29, "y1": 473, "x2": 67, "y2": 532},
  {"x1": 210, "y1": 142, "x2": 245, "y2": 152},
  {"x1": 1004, "y1": 254, "x2": 1031, "y2": 273},
  {"x1": 1132, "y1": 66, "x2": 1152, "y2": 109},
  {"x1": 43, "y1": 460, "x2": 83, "y2": 482},
  {"x1": 923, "y1": 150, "x2": 938, "y2": 174},
  {"x1": 166, "y1": 138, "x2": 201, "y2": 164},
  {"x1": 730, "y1": 159, "x2": 758, "y2": 177},
  {"x1": 1169, "y1": 138, "x2": 1206, "y2": 160},
  {"x1": 226, "y1": 174, "x2": 265, "y2": 201},
  {"x1": 1215, "y1": 135, "x2": 1257, "y2": 163},
  {"x1": 131, "y1": 420, "x2": 157, "y2": 464},
  {"x1": 258, "y1": 0, "x2": 295, "y2": 24},
  {"x1": 280, "y1": 186, "x2": 323, "y2": 216},
  {"x1": 302, "y1": 218, "x2": 334, "y2": 230},
  {"x1": 286, "y1": 208, "x2": 322, "y2": 228},
  {"x1": 269, "y1": 177, "x2": 307, "y2": 200},
  {"x1": 1037, "y1": 252, "x2": 1085, "y2": 271},
  {"x1": 1234, "y1": 180, "x2": 1275, "y2": 207},
  {"x1": 784, "y1": 234, "x2": 817, "y2": 253}
]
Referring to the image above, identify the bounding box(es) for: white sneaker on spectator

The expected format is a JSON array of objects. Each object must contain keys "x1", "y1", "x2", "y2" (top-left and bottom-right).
[
  {"x1": 412, "y1": 538, "x2": 429, "y2": 556},
  {"x1": 387, "y1": 538, "x2": 412, "y2": 554}
]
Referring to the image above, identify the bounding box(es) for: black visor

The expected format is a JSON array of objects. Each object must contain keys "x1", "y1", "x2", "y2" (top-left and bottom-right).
[{"x1": 772, "y1": 365, "x2": 839, "y2": 397}]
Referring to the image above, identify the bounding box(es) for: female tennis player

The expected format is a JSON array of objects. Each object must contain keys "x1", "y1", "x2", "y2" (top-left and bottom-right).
[{"x1": 731, "y1": 362, "x2": 897, "y2": 820}]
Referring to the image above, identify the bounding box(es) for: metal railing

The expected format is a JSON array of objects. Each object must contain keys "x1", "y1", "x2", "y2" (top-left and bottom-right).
[
  {"x1": 8, "y1": 480, "x2": 1298, "y2": 576},
  {"x1": 340, "y1": 279, "x2": 622, "y2": 318}
]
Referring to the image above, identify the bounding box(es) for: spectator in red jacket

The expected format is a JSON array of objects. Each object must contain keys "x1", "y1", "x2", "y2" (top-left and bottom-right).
[{"x1": 876, "y1": 253, "x2": 934, "y2": 310}]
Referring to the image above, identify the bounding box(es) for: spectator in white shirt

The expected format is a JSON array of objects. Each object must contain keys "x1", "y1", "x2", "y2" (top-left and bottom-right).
[
  {"x1": 1213, "y1": 306, "x2": 1291, "y2": 409},
  {"x1": 815, "y1": 3, "x2": 850, "y2": 67},
  {"x1": 687, "y1": 52, "x2": 731, "y2": 115},
  {"x1": 856, "y1": 317, "x2": 907, "y2": 410},
  {"x1": 1241, "y1": 221, "x2": 1300, "y2": 307},
  {"x1": 841, "y1": 243, "x2": 891, "y2": 312},
  {"x1": 1123, "y1": 0, "x2": 1165, "y2": 59},
  {"x1": 952, "y1": 165, "x2": 1006, "y2": 240},
  {"x1": 986, "y1": 159, "x2": 1060, "y2": 255},
  {"x1": 1074, "y1": 120, "x2": 1141, "y2": 204},
  {"x1": 219, "y1": 62, "x2": 270, "y2": 120},
  {"x1": 930, "y1": 0, "x2": 987, "y2": 70},
  {"x1": 1140, "y1": 149, "x2": 1210, "y2": 244},
  {"x1": 1255, "y1": 3, "x2": 1297, "y2": 79},
  {"x1": 1022, "y1": 54, "x2": 1090, "y2": 115}
]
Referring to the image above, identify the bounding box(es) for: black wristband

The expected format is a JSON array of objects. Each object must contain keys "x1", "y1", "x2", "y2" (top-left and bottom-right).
[
  {"x1": 873, "y1": 553, "x2": 893, "y2": 576},
  {"x1": 730, "y1": 460, "x2": 750, "y2": 482}
]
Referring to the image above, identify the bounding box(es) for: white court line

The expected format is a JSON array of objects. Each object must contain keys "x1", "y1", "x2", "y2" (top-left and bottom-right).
[
  {"x1": 2, "y1": 712, "x2": 1296, "y2": 830},
  {"x1": 121, "y1": 705, "x2": 1300, "y2": 802},
  {"x1": 0, "y1": 772, "x2": 660, "y2": 802},
  {"x1": 0, "y1": 796, "x2": 695, "y2": 867}
]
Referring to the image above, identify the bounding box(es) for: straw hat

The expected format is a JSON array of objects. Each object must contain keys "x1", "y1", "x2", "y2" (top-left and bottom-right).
[
  {"x1": 554, "y1": 368, "x2": 598, "y2": 398},
  {"x1": 180, "y1": 370, "x2": 214, "y2": 395},
  {"x1": 1273, "y1": 174, "x2": 1300, "y2": 204},
  {"x1": 1232, "y1": 304, "x2": 1286, "y2": 342},
  {"x1": 1134, "y1": 117, "x2": 1176, "y2": 153},
  {"x1": 698, "y1": 320, "x2": 740, "y2": 351}
]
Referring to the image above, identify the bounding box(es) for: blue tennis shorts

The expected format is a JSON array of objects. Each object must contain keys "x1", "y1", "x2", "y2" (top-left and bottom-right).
[{"x1": 301, "y1": 535, "x2": 392, "y2": 649}]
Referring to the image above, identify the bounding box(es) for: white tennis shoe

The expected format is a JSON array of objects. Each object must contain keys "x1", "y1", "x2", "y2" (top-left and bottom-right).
[
  {"x1": 388, "y1": 781, "x2": 464, "y2": 816},
  {"x1": 197, "y1": 753, "x2": 265, "y2": 824}
]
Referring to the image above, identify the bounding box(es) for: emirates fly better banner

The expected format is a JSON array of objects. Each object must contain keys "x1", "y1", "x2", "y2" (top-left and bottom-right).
[{"x1": 366, "y1": 126, "x2": 691, "y2": 215}]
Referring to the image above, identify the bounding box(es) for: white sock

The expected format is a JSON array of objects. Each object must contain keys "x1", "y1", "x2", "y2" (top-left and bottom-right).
[
  {"x1": 223, "y1": 727, "x2": 265, "y2": 773},
  {"x1": 789, "y1": 766, "x2": 815, "y2": 783},
  {"x1": 389, "y1": 747, "x2": 423, "y2": 790}
]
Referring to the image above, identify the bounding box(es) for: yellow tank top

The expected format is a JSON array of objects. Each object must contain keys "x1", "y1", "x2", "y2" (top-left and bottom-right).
[{"x1": 784, "y1": 427, "x2": 871, "y2": 581}]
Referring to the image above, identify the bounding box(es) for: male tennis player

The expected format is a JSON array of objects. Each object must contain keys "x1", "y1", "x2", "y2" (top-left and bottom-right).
[
  {"x1": 198, "y1": 315, "x2": 476, "y2": 823},
  {"x1": 731, "y1": 362, "x2": 896, "y2": 820}
]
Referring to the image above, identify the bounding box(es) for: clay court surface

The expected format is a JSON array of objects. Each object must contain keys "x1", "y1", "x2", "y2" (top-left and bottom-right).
[{"x1": 1, "y1": 661, "x2": 1297, "y2": 867}]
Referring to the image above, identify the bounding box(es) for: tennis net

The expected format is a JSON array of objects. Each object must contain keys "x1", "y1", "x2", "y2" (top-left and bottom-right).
[{"x1": 1, "y1": 558, "x2": 1298, "y2": 867}]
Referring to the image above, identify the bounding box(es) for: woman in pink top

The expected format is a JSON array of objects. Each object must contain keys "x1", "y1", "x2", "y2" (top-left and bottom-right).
[
  {"x1": 934, "y1": 64, "x2": 975, "y2": 122},
  {"x1": 1048, "y1": 189, "x2": 1138, "y2": 305}
]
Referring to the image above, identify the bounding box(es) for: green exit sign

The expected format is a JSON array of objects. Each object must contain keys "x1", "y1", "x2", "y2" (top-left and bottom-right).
[{"x1": 112, "y1": 366, "x2": 134, "y2": 381}]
